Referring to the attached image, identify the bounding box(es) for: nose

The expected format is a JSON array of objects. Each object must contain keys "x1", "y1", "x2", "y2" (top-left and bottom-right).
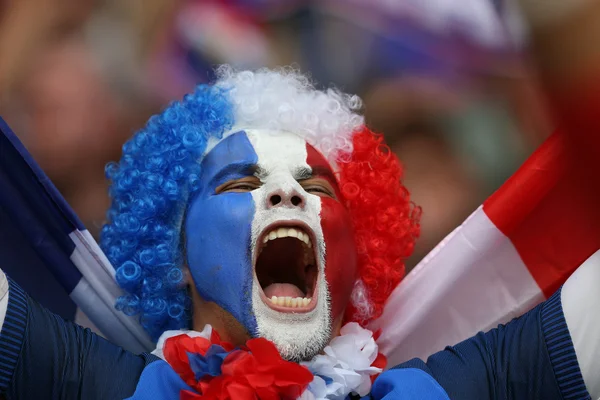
[{"x1": 267, "y1": 188, "x2": 305, "y2": 209}]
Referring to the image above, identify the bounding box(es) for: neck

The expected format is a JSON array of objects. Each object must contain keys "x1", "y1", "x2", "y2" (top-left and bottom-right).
[{"x1": 191, "y1": 288, "x2": 251, "y2": 346}]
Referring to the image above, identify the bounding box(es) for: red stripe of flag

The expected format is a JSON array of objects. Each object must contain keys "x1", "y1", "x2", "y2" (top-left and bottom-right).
[{"x1": 484, "y1": 132, "x2": 600, "y2": 298}]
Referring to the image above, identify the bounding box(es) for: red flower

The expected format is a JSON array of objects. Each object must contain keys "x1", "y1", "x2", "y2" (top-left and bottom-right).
[
  {"x1": 164, "y1": 334, "x2": 314, "y2": 400},
  {"x1": 164, "y1": 331, "x2": 234, "y2": 388}
]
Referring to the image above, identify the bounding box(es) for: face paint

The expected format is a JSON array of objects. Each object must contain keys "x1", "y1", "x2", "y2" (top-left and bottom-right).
[
  {"x1": 242, "y1": 130, "x2": 331, "y2": 360},
  {"x1": 186, "y1": 128, "x2": 357, "y2": 361},
  {"x1": 185, "y1": 131, "x2": 258, "y2": 332},
  {"x1": 306, "y1": 144, "x2": 358, "y2": 320}
]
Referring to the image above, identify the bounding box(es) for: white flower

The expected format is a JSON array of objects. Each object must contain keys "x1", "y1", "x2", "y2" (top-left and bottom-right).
[{"x1": 300, "y1": 323, "x2": 382, "y2": 399}]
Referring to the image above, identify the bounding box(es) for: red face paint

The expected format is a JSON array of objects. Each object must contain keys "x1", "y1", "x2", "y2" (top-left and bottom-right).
[{"x1": 306, "y1": 144, "x2": 358, "y2": 320}]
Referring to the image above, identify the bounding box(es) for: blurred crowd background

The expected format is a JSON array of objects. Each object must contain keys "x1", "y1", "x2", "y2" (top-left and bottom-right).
[{"x1": 0, "y1": 0, "x2": 557, "y2": 271}]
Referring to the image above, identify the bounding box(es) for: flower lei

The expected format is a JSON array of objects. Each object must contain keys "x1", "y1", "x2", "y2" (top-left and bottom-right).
[{"x1": 153, "y1": 323, "x2": 386, "y2": 400}]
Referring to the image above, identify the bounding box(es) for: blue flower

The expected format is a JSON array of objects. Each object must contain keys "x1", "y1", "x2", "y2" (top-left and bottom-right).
[{"x1": 187, "y1": 344, "x2": 230, "y2": 380}]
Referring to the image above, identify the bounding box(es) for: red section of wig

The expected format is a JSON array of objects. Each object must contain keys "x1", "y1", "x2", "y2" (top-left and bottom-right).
[{"x1": 337, "y1": 127, "x2": 421, "y2": 325}]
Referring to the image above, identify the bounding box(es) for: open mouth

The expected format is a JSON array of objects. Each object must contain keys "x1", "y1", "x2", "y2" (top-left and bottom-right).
[{"x1": 255, "y1": 224, "x2": 319, "y2": 313}]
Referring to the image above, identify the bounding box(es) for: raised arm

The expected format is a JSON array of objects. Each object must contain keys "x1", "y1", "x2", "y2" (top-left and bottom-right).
[
  {"x1": 561, "y1": 251, "x2": 600, "y2": 397},
  {"x1": 372, "y1": 250, "x2": 600, "y2": 399},
  {"x1": 0, "y1": 269, "x2": 159, "y2": 399}
]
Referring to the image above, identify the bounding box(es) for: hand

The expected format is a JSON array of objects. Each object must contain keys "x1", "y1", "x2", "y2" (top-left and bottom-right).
[{"x1": 365, "y1": 368, "x2": 450, "y2": 400}]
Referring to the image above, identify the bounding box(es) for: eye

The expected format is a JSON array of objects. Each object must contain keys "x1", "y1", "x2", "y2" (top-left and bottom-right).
[
  {"x1": 216, "y1": 177, "x2": 261, "y2": 194},
  {"x1": 300, "y1": 178, "x2": 337, "y2": 199}
]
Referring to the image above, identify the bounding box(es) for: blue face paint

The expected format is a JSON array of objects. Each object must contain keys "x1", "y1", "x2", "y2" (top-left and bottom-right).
[{"x1": 184, "y1": 131, "x2": 258, "y2": 333}]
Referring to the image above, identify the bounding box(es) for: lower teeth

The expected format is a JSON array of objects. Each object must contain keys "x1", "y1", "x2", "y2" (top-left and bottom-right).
[{"x1": 270, "y1": 296, "x2": 311, "y2": 308}]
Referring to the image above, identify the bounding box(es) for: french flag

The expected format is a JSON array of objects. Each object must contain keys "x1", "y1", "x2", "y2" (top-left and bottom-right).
[
  {"x1": 375, "y1": 131, "x2": 600, "y2": 366},
  {"x1": 0, "y1": 117, "x2": 152, "y2": 353}
]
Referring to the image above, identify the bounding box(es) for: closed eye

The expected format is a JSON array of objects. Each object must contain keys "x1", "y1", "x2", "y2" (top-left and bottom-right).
[
  {"x1": 216, "y1": 177, "x2": 262, "y2": 194},
  {"x1": 300, "y1": 178, "x2": 336, "y2": 199}
]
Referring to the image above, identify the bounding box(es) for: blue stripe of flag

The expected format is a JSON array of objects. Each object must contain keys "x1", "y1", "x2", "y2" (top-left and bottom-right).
[{"x1": 0, "y1": 117, "x2": 82, "y2": 318}]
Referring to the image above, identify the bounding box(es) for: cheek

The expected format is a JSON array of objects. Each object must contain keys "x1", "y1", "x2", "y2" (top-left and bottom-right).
[
  {"x1": 185, "y1": 193, "x2": 256, "y2": 325},
  {"x1": 320, "y1": 198, "x2": 357, "y2": 319}
]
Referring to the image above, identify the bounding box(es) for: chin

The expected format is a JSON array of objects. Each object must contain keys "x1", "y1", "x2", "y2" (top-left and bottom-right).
[{"x1": 251, "y1": 278, "x2": 332, "y2": 361}]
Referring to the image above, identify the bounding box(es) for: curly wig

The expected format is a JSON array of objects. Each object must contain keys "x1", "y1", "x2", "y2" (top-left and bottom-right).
[{"x1": 101, "y1": 67, "x2": 420, "y2": 341}]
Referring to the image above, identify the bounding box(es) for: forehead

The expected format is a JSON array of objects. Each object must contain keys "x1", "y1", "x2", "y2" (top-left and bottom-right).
[
  {"x1": 245, "y1": 129, "x2": 311, "y2": 170},
  {"x1": 203, "y1": 129, "x2": 335, "y2": 174}
]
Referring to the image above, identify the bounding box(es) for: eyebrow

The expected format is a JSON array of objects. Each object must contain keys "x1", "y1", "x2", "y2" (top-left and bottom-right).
[
  {"x1": 210, "y1": 162, "x2": 258, "y2": 185},
  {"x1": 294, "y1": 166, "x2": 337, "y2": 183}
]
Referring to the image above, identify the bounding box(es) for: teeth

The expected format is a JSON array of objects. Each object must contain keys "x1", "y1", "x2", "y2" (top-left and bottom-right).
[
  {"x1": 270, "y1": 296, "x2": 312, "y2": 308},
  {"x1": 262, "y1": 227, "x2": 312, "y2": 247},
  {"x1": 298, "y1": 231, "x2": 307, "y2": 244}
]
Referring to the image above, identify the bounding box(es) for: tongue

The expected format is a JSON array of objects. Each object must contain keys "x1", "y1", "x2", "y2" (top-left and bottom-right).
[{"x1": 263, "y1": 283, "x2": 304, "y2": 298}]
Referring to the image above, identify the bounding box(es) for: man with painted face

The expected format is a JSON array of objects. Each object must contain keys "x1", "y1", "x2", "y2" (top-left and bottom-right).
[
  {"x1": 98, "y1": 68, "x2": 402, "y2": 366},
  {"x1": 0, "y1": 67, "x2": 599, "y2": 400},
  {"x1": 0, "y1": 67, "x2": 414, "y2": 399}
]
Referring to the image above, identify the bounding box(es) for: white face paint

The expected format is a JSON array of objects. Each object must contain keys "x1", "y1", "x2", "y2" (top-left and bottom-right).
[{"x1": 245, "y1": 129, "x2": 331, "y2": 361}]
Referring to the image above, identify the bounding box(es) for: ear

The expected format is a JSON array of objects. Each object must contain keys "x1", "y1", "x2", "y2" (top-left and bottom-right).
[
  {"x1": 181, "y1": 265, "x2": 193, "y2": 287},
  {"x1": 180, "y1": 223, "x2": 193, "y2": 288}
]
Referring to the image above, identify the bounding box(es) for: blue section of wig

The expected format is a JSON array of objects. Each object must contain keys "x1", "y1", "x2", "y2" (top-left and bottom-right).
[{"x1": 100, "y1": 84, "x2": 235, "y2": 341}]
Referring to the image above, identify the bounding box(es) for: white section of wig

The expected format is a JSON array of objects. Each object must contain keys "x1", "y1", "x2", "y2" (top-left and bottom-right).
[
  {"x1": 350, "y1": 279, "x2": 374, "y2": 322},
  {"x1": 214, "y1": 65, "x2": 364, "y2": 162}
]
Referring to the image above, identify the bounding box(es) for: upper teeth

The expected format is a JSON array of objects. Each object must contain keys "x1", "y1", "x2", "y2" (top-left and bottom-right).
[{"x1": 262, "y1": 227, "x2": 312, "y2": 247}]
